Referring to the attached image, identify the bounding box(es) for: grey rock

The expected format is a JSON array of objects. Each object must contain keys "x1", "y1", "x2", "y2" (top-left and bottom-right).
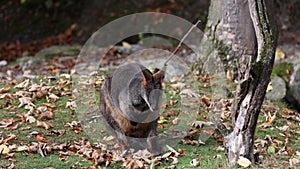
[
  {"x1": 135, "y1": 58, "x2": 189, "y2": 80},
  {"x1": 18, "y1": 56, "x2": 45, "y2": 71},
  {"x1": 286, "y1": 59, "x2": 300, "y2": 110},
  {"x1": 35, "y1": 45, "x2": 80, "y2": 58},
  {"x1": 266, "y1": 76, "x2": 286, "y2": 100},
  {"x1": 138, "y1": 36, "x2": 172, "y2": 48},
  {"x1": 124, "y1": 48, "x2": 189, "y2": 80},
  {"x1": 116, "y1": 45, "x2": 144, "y2": 54}
]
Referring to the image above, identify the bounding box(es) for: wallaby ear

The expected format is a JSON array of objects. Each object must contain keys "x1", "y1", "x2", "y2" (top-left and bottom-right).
[
  {"x1": 153, "y1": 68, "x2": 165, "y2": 83},
  {"x1": 142, "y1": 69, "x2": 153, "y2": 87}
]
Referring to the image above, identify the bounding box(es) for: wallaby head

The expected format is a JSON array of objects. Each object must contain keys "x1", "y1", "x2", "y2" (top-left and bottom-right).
[
  {"x1": 128, "y1": 65, "x2": 165, "y2": 114},
  {"x1": 108, "y1": 63, "x2": 164, "y2": 124}
]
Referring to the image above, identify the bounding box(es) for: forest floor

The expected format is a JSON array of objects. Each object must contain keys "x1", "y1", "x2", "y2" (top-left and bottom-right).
[
  {"x1": 1, "y1": 1, "x2": 300, "y2": 169},
  {"x1": 0, "y1": 44, "x2": 300, "y2": 168}
]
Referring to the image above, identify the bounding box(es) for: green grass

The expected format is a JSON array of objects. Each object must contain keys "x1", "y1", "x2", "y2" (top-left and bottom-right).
[
  {"x1": 163, "y1": 138, "x2": 228, "y2": 168},
  {"x1": 271, "y1": 62, "x2": 293, "y2": 84},
  {"x1": 12, "y1": 152, "x2": 91, "y2": 169},
  {"x1": 1, "y1": 72, "x2": 300, "y2": 169}
]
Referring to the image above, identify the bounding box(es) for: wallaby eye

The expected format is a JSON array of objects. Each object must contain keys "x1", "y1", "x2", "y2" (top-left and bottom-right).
[
  {"x1": 131, "y1": 96, "x2": 145, "y2": 106},
  {"x1": 132, "y1": 98, "x2": 149, "y2": 111}
]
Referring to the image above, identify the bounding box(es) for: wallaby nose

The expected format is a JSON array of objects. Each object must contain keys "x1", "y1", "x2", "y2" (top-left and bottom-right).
[{"x1": 142, "y1": 92, "x2": 154, "y2": 112}]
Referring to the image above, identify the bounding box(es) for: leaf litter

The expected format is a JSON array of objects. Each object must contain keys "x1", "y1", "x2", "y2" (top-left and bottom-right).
[{"x1": 0, "y1": 59, "x2": 300, "y2": 168}]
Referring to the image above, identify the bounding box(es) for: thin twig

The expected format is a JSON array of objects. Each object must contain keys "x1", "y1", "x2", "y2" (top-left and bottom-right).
[{"x1": 163, "y1": 20, "x2": 201, "y2": 66}]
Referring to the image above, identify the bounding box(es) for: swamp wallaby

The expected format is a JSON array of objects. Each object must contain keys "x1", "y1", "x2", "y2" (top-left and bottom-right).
[{"x1": 100, "y1": 63, "x2": 165, "y2": 152}]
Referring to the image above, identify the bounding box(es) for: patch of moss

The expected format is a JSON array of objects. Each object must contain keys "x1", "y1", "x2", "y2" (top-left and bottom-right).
[{"x1": 271, "y1": 62, "x2": 293, "y2": 84}]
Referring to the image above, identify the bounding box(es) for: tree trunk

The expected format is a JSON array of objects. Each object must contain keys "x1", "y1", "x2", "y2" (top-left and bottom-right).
[{"x1": 199, "y1": 0, "x2": 278, "y2": 166}]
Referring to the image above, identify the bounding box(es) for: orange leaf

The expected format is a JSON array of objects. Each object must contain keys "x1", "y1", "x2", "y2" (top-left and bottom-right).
[
  {"x1": 36, "y1": 121, "x2": 53, "y2": 130},
  {"x1": 34, "y1": 134, "x2": 48, "y2": 142},
  {"x1": 49, "y1": 130, "x2": 66, "y2": 136},
  {"x1": 70, "y1": 127, "x2": 83, "y2": 134},
  {"x1": 40, "y1": 111, "x2": 54, "y2": 120},
  {"x1": 0, "y1": 86, "x2": 10, "y2": 93}
]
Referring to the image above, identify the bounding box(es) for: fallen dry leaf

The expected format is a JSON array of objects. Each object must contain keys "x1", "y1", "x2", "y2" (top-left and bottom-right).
[
  {"x1": 132, "y1": 149, "x2": 153, "y2": 161},
  {"x1": 1, "y1": 162, "x2": 15, "y2": 169},
  {"x1": 33, "y1": 91, "x2": 47, "y2": 99},
  {"x1": 40, "y1": 111, "x2": 54, "y2": 120},
  {"x1": 201, "y1": 127, "x2": 216, "y2": 136},
  {"x1": 237, "y1": 156, "x2": 251, "y2": 167},
  {"x1": 26, "y1": 116, "x2": 36, "y2": 124},
  {"x1": 34, "y1": 134, "x2": 48, "y2": 142},
  {"x1": 91, "y1": 149, "x2": 106, "y2": 165},
  {"x1": 70, "y1": 127, "x2": 83, "y2": 134},
  {"x1": 16, "y1": 145, "x2": 28, "y2": 152},
  {"x1": 170, "y1": 82, "x2": 185, "y2": 89},
  {"x1": 275, "y1": 48, "x2": 285, "y2": 60},
  {"x1": 0, "y1": 86, "x2": 10, "y2": 93},
  {"x1": 214, "y1": 154, "x2": 223, "y2": 159},
  {"x1": 48, "y1": 93, "x2": 59, "y2": 101},
  {"x1": 0, "y1": 118, "x2": 18, "y2": 130},
  {"x1": 226, "y1": 70, "x2": 234, "y2": 80},
  {"x1": 190, "y1": 158, "x2": 200, "y2": 167},
  {"x1": 37, "y1": 106, "x2": 47, "y2": 113},
  {"x1": 15, "y1": 79, "x2": 29, "y2": 89},
  {"x1": 123, "y1": 158, "x2": 144, "y2": 169},
  {"x1": 162, "y1": 151, "x2": 173, "y2": 159},
  {"x1": 59, "y1": 152, "x2": 68, "y2": 161},
  {"x1": 201, "y1": 95, "x2": 211, "y2": 106},
  {"x1": 273, "y1": 139, "x2": 283, "y2": 145},
  {"x1": 64, "y1": 121, "x2": 82, "y2": 128},
  {"x1": 28, "y1": 83, "x2": 42, "y2": 92},
  {"x1": 172, "y1": 117, "x2": 180, "y2": 125},
  {"x1": 166, "y1": 145, "x2": 180, "y2": 157},
  {"x1": 14, "y1": 90, "x2": 31, "y2": 97},
  {"x1": 180, "y1": 89, "x2": 199, "y2": 98},
  {"x1": 216, "y1": 146, "x2": 225, "y2": 152},
  {"x1": 171, "y1": 157, "x2": 178, "y2": 164},
  {"x1": 0, "y1": 144, "x2": 10, "y2": 154},
  {"x1": 122, "y1": 41, "x2": 132, "y2": 48},
  {"x1": 193, "y1": 120, "x2": 214, "y2": 128},
  {"x1": 49, "y1": 130, "x2": 66, "y2": 136},
  {"x1": 28, "y1": 131, "x2": 39, "y2": 136},
  {"x1": 255, "y1": 138, "x2": 268, "y2": 147},
  {"x1": 102, "y1": 135, "x2": 115, "y2": 142},
  {"x1": 276, "y1": 125, "x2": 290, "y2": 132},
  {"x1": 36, "y1": 121, "x2": 54, "y2": 130},
  {"x1": 158, "y1": 116, "x2": 167, "y2": 124},
  {"x1": 18, "y1": 97, "x2": 35, "y2": 108},
  {"x1": 37, "y1": 143, "x2": 48, "y2": 157},
  {"x1": 1, "y1": 134, "x2": 17, "y2": 144},
  {"x1": 167, "y1": 164, "x2": 176, "y2": 169},
  {"x1": 0, "y1": 93, "x2": 12, "y2": 99},
  {"x1": 66, "y1": 100, "x2": 77, "y2": 108},
  {"x1": 290, "y1": 158, "x2": 300, "y2": 165},
  {"x1": 261, "y1": 111, "x2": 277, "y2": 128},
  {"x1": 182, "y1": 139, "x2": 200, "y2": 146},
  {"x1": 177, "y1": 148, "x2": 186, "y2": 156},
  {"x1": 27, "y1": 142, "x2": 38, "y2": 153},
  {"x1": 41, "y1": 103, "x2": 56, "y2": 108}
]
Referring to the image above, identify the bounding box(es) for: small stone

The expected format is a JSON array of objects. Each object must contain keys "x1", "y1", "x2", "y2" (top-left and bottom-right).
[{"x1": 266, "y1": 76, "x2": 286, "y2": 100}]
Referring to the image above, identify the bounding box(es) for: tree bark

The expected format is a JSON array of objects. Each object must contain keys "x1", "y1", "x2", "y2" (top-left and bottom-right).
[{"x1": 199, "y1": 0, "x2": 278, "y2": 166}]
